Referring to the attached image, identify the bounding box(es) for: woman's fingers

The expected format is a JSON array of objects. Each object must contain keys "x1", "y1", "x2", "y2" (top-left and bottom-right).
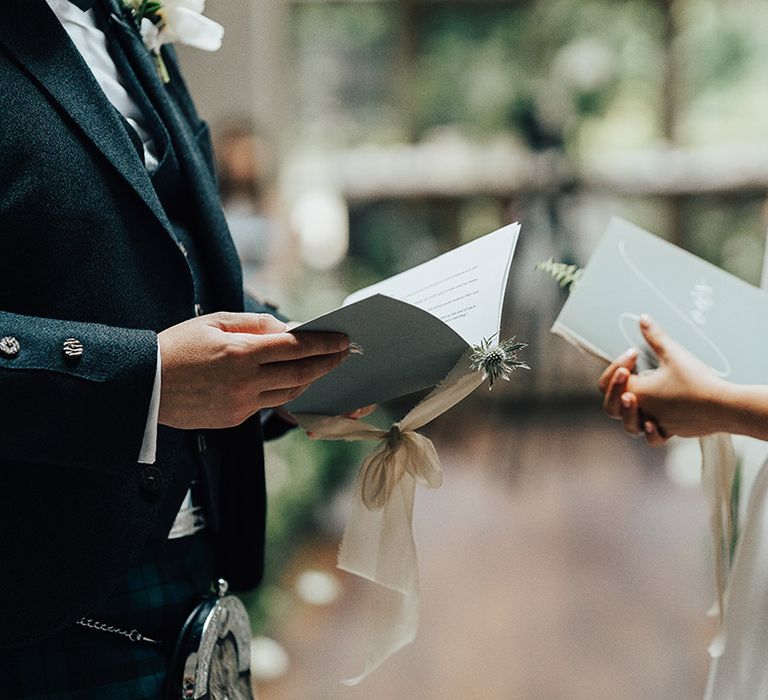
[
  {"x1": 598, "y1": 319, "x2": 680, "y2": 447},
  {"x1": 598, "y1": 348, "x2": 639, "y2": 393},
  {"x1": 619, "y1": 393, "x2": 669, "y2": 444},
  {"x1": 603, "y1": 367, "x2": 630, "y2": 418},
  {"x1": 344, "y1": 404, "x2": 377, "y2": 419},
  {"x1": 643, "y1": 420, "x2": 670, "y2": 447},
  {"x1": 620, "y1": 392, "x2": 643, "y2": 436}
]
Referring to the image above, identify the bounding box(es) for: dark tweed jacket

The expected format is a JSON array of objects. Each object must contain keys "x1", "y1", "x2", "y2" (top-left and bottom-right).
[{"x1": 0, "y1": 0, "x2": 281, "y2": 649}]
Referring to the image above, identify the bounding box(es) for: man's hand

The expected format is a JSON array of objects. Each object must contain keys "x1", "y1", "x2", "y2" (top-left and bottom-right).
[
  {"x1": 158, "y1": 312, "x2": 350, "y2": 429},
  {"x1": 599, "y1": 315, "x2": 726, "y2": 445}
]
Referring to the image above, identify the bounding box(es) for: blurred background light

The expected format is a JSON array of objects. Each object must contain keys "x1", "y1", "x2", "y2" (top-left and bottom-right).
[{"x1": 291, "y1": 190, "x2": 350, "y2": 271}]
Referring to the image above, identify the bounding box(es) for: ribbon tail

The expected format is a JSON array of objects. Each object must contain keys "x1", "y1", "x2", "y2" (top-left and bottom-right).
[
  {"x1": 338, "y1": 474, "x2": 419, "y2": 684},
  {"x1": 700, "y1": 432, "x2": 738, "y2": 647},
  {"x1": 295, "y1": 345, "x2": 502, "y2": 684},
  {"x1": 292, "y1": 414, "x2": 385, "y2": 442},
  {"x1": 401, "y1": 353, "x2": 485, "y2": 431},
  {"x1": 403, "y1": 433, "x2": 443, "y2": 489},
  {"x1": 340, "y1": 584, "x2": 419, "y2": 686},
  {"x1": 705, "y1": 456, "x2": 768, "y2": 699}
]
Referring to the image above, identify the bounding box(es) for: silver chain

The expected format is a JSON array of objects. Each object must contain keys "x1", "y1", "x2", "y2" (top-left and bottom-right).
[{"x1": 76, "y1": 617, "x2": 161, "y2": 645}]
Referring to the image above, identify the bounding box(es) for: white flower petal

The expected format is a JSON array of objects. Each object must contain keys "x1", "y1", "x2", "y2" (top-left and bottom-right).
[
  {"x1": 140, "y1": 18, "x2": 161, "y2": 53},
  {"x1": 166, "y1": 7, "x2": 223, "y2": 51},
  {"x1": 168, "y1": 0, "x2": 206, "y2": 14}
]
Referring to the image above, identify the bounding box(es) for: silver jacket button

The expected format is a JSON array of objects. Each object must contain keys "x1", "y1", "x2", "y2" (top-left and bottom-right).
[
  {"x1": 62, "y1": 338, "x2": 85, "y2": 360},
  {"x1": 0, "y1": 336, "x2": 20, "y2": 357}
]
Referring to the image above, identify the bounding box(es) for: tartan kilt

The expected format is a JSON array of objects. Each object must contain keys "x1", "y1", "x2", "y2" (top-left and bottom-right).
[{"x1": 0, "y1": 532, "x2": 217, "y2": 700}]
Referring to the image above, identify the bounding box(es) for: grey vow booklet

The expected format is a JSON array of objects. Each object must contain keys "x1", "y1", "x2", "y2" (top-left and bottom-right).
[
  {"x1": 286, "y1": 223, "x2": 521, "y2": 415},
  {"x1": 553, "y1": 217, "x2": 768, "y2": 383}
]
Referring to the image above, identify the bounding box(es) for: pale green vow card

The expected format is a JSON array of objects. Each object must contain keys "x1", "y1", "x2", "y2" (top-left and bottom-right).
[{"x1": 553, "y1": 217, "x2": 768, "y2": 383}]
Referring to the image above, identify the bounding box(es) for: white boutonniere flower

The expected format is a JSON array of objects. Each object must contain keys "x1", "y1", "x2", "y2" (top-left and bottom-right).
[{"x1": 123, "y1": 0, "x2": 224, "y2": 83}]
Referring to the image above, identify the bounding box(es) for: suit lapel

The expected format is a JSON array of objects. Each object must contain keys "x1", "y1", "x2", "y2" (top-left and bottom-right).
[
  {"x1": 0, "y1": 0, "x2": 175, "y2": 237},
  {"x1": 103, "y1": 0, "x2": 244, "y2": 309}
]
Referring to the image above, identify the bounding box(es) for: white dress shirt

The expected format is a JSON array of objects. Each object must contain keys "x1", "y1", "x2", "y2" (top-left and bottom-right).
[{"x1": 46, "y1": 0, "x2": 160, "y2": 170}]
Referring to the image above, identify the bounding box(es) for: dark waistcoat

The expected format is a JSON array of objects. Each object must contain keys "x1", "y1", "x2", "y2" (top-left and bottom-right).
[{"x1": 103, "y1": 15, "x2": 227, "y2": 536}]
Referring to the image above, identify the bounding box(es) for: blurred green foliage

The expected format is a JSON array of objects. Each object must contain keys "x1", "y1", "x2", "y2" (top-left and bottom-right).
[
  {"x1": 290, "y1": 0, "x2": 768, "y2": 279},
  {"x1": 292, "y1": 3, "x2": 401, "y2": 146},
  {"x1": 291, "y1": 0, "x2": 768, "y2": 150},
  {"x1": 412, "y1": 0, "x2": 663, "y2": 146},
  {"x1": 347, "y1": 200, "x2": 441, "y2": 282}
]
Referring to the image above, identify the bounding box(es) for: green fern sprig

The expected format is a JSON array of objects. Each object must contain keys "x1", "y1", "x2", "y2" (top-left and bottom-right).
[
  {"x1": 122, "y1": 0, "x2": 171, "y2": 83},
  {"x1": 124, "y1": 0, "x2": 164, "y2": 28},
  {"x1": 535, "y1": 258, "x2": 584, "y2": 292}
]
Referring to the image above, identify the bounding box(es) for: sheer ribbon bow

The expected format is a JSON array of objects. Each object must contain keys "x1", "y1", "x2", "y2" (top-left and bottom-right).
[{"x1": 294, "y1": 351, "x2": 485, "y2": 684}]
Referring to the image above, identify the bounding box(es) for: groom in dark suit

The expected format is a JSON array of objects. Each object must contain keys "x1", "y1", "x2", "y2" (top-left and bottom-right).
[{"x1": 0, "y1": 0, "x2": 348, "y2": 696}]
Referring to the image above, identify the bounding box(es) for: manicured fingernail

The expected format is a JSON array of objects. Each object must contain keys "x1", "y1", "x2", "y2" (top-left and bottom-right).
[
  {"x1": 639, "y1": 314, "x2": 652, "y2": 329},
  {"x1": 621, "y1": 393, "x2": 632, "y2": 408},
  {"x1": 623, "y1": 347, "x2": 638, "y2": 360},
  {"x1": 644, "y1": 421, "x2": 654, "y2": 434}
]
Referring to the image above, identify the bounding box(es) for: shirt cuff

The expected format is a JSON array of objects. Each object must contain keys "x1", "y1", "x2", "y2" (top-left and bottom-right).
[{"x1": 138, "y1": 343, "x2": 162, "y2": 464}]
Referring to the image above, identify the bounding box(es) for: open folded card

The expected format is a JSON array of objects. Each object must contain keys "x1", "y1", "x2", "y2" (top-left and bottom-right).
[
  {"x1": 287, "y1": 222, "x2": 521, "y2": 415},
  {"x1": 552, "y1": 217, "x2": 768, "y2": 383}
]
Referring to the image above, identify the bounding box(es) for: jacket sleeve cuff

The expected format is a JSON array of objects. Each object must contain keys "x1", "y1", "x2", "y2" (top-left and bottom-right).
[{"x1": 0, "y1": 310, "x2": 158, "y2": 471}]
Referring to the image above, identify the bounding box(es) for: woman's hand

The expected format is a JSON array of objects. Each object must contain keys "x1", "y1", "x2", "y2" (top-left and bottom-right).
[
  {"x1": 599, "y1": 315, "x2": 726, "y2": 444},
  {"x1": 275, "y1": 404, "x2": 377, "y2": 434}
]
